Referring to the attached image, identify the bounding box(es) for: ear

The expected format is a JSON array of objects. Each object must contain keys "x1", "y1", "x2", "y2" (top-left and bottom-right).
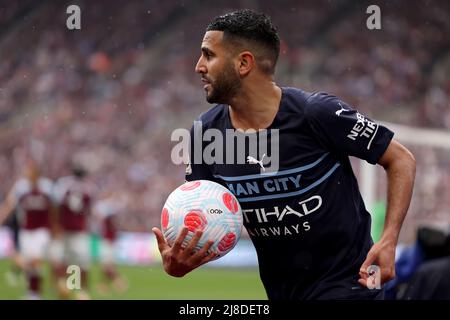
[{"x1": 236, "y1": 51, "x2": 254, "y2": 76}]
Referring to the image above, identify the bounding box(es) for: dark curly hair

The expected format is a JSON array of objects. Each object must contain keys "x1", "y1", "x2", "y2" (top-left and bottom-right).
[{"x1": 206, "y1": 9, "x2": 280, "y2": 75}]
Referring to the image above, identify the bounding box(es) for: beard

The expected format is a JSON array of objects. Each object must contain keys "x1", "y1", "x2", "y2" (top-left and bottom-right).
[{"x1": 205, "y1": 62, "x2": 241, "y2": 104}]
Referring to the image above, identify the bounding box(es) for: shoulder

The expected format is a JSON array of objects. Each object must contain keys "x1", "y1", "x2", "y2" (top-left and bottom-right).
[
  {"x1": 12, "y1": 178, "x2": 30, "y2": 198},
  {"x1": 279, "y1": 87, "x2": 313, "y2": 114},
  {"x1": 55, "y1": 176, "x2": 74, "y2": 188},
  {"x1": 53, "y1": 176, "x2": 75, "y2": 195},
  {"x1": 305, "y1": 91, "x2": 337, "y2": 104},
  {"x1": 194, "y1": 104, "x2": 228, "y2": 129},
  {"x1": 304, "y1": 91, "x2": 343, "y2": 120},
  {"x1": 277, "y1": 87, "x2": 339, "y2": 120},
  {"x1": 37, "y1": 177, "x2": 54, "y2": 195}
]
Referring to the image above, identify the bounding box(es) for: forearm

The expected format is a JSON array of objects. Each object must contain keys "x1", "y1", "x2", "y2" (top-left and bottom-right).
[
  {"x1": 0, "y1": 196, "x2": 16, "y2": 225},
  {"x1": 381, "y1": 154, "x2": 416, "y2": 245}
]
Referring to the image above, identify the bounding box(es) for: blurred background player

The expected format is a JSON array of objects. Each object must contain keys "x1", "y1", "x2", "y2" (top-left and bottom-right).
[
  {"x1": 93, "y1": 191, "x2": 128, "y2": 295},
  {"x1": 0, "y1": 160, "x2": 53, "y2": 299},
  {"x1": 1, "y1": 205, "x2": 25, "y2": 288},
  {"x1": 46, "y1": 215, "x2": 67, "y2": 299},
  {"x1": 52, "y1": 165, "x2": 97, "y2": 300}
]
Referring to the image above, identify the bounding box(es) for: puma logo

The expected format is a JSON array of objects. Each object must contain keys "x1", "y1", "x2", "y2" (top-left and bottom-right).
[
  {"x1": 247, "y1": 154, "x2": 266, "y2": 171},
  {"x1": 335, "y1": 102, "x2": 350, "y2": 116}
]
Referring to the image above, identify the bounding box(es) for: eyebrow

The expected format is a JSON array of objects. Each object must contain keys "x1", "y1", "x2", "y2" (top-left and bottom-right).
[{"x1": 201, "y1": 47, "x2": 215, "y2": 55}]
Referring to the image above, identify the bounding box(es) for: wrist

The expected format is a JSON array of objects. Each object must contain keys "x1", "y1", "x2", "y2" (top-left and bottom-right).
[{"x1": 379, "y1": 231, "x2": 398, "y2": 247}]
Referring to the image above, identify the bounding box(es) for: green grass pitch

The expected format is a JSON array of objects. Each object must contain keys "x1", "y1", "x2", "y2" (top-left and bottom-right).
[{"x1": 0, "y1": 259, "x2": 267, "y2": 300}]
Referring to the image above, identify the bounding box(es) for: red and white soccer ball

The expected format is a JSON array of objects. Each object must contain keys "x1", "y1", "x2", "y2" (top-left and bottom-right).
[{"x1": 161, "y1": 180, "x2": 243, "y2": 260}]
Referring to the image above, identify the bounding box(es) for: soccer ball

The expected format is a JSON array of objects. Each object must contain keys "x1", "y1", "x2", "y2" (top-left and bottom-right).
[{"x1": 161, "y1": 180, "x2": 243, "y2": 259}]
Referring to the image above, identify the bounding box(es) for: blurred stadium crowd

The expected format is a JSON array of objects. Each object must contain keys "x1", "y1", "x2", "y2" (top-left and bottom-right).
[{"x1": 0, "y1": 0, "x2": 449, "y2": 240}]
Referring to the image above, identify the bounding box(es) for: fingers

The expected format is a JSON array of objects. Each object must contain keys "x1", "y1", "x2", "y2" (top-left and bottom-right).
[
  {"x1": 359, "y1": 268, "x2": 369, "y2": 280},
  {"x1": 358, "y1": 254, "x2": 375, "y2": 288},
  {"x1": 172, "y1": 227, "x2": 189, "y2": 253},
  {"x1": 359, "y1": 266, "x2": 394, "y2": 288},
  {"x1": 154, "y1": 225, "x2": 218, "y2": 272},
  {"x1": 200, "y1": 250, "x2": 218, "y2": 265},
  {"x1": 183, "y1": 232, "x2": 215, "y2": 261},
  {"x1": 183, "y1": 230, "x2": 203, "y2": 257},
  {"x1": 152, "y1": 227, "x2": 168, "y2": 252},
  {"x1": 196, "y1": 241, "x2": 217, "y2": 265},
  {"x1": 358, "y1": 278, "x2": 367, "y2": 287},
  {"x1": 359, "y1": 259, "x2": 372, "y2": 274},
  {"x1": 359, "y1": 263, "x2": 379, "y2": 287},
  {"x1": 359, "y1": 252, "x2": 375, "y2": 279},
  {"x1": 196, "y1": 240, "x2": 214, "y2": 258}
]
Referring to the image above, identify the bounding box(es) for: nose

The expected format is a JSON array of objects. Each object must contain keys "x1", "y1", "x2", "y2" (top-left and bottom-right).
[{"x1": 195, "y1": 56, "x2": 206, "y2": 74}]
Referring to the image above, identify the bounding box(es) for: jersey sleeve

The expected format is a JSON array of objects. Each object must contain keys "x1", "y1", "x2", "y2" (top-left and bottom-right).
[
  {"x1": 11, "y1": 179, "x2": 28, "y2": 201},
  {"x1": 38, "y1": 177, "x2": 54, "y2": 198},
  {"x1": 185, "y1": 122, "x2": 215, "y2": 182},
  {"x1": 305, "y1": 92, "x2": 394, "y2": 164}
]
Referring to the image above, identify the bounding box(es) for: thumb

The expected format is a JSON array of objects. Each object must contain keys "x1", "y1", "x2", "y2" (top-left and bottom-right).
[
  {"x1": 152, "y1": 227, "x2": 168, "y2": 252},
  {"x1": 359, "y1": 251, "x2": 375, "y2": 277}
]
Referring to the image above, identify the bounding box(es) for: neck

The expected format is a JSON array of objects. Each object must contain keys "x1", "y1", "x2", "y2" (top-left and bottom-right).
[{"x1": 228, "y1": 81, "x2": 282, "y2": 131}]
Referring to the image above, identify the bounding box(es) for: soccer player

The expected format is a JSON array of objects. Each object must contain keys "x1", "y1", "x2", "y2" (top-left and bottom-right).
[
  {"x1": 2, "y1": 204, "x2": 24, "y2": 288},
  {"x1": 93, "y1": 192, "x2": 127, "y2": 294},
  {"x1": 52, "y1": 165, "x2": 97, "y2": 300},
  {"x1": 152, "y1": 9, "x2": 416, "y2": 300},
  {"x1": 47, "y1": 216, "x2": 68, "y2": 299},
  {"x1": 0, "y1": 160, "x2": 54, "y2": 299}
]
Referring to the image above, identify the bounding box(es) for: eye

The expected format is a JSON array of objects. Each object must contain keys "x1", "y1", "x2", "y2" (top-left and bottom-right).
[{"x1": 202, "y1": 49, "x2": 214, "y2": 61}]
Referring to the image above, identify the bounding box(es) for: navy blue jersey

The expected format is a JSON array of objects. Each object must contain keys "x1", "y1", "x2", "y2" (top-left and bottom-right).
[{"x1": 186, "y1": 87, "x2": 393, "y2": 300}]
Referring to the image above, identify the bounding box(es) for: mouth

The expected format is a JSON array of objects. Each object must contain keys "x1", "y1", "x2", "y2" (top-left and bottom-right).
[{"x1": 201, "y1": 78, "x2": 211, "y2": 89}]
